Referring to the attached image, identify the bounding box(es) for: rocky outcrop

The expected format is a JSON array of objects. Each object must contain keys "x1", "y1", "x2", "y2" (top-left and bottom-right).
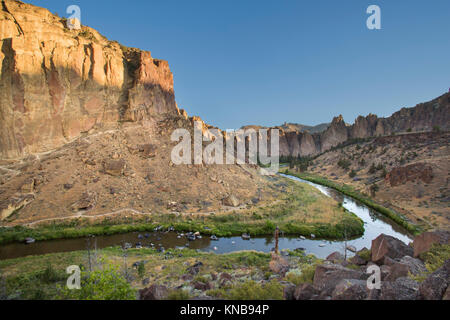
[
  {"x1": 139, "y1": 284, "x2": 169, "y2": 300},
  {"x1": 371, "y1": 234, "x2": 414, "y2": 265},
  {"x1": 419, "y1": 259, "x2": 450, "y2": 300},
  {"x1": 385, "y1": 163, "x2": 433, "y2": 187},
  {"x1": 0, "y1": 0, "x2": 177, "y2": 159},
  {"x1": 274, "y1": 92, "x2": 450, "y2": 157},
  {"x1": 413, "y1": 230, "x2": 450, "y2": 258},
  {"x1": 293, "y1": 233, "x2": 448, "y2": 301}
]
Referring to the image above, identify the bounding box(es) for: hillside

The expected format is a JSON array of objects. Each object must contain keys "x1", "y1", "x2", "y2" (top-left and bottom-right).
[{"x1": 301, "y1": 131, "x2": 450, "y2": 231}]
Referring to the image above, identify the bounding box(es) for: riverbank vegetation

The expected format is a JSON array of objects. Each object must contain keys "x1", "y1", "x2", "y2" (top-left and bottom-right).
[
  {"x1": 282, "y1": 170, "x2": 421, "y2": 235},
  {"x1": 0, "y1": 178, "x2": 364, "y2": 245},
  {"x1": 0, "y1": 247, "x2": 321, "y2": 300}
]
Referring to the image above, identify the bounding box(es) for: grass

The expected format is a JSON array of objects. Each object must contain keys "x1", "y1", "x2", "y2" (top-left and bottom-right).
[
  {"x1": 282, "y1": 170, "x2": 422, "y2": 235},
  {"x1": 412, "y1": 244, "x2": 450, "y2": 282},
  {"x1": 0, "y1": 177, "x2": 365, "y2": 245},
  {"x1": 0, "y1": 247, "x2": 279, "y2": 300}
]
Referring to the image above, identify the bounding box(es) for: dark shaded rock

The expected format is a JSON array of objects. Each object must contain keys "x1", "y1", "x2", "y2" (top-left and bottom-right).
[
  {"x1": 350, "y1": 254, "x2": 367, "y2": 266},
  {"x1": 313, "y1": 264, "x2": 366, "y2": 296},
  {"x1": 326, "y1": 251, "x2": 344, "y2": 263},
  {"x1": 219, "y1": 273, "x2": 232, "y2": 281},
  {"x1": 70, "y1": 191, "x2": 97, "y2": 211},
  {"x1": 385, "y1": 263, "x2": 410, "y2": 282},
  {"x1": 139, "y1": 284, "x2": 168, "y2": 300},
  {"x1": 63, "y1": 183, "x2": 74, "y2": 190},
  {"x1": 281, "y1": 282, "x2": 297, "y2": 300},
  {"x1": 186, "y1": 261, "x2": 203, "y2": 275},
  {"x1": 380, "y1": 265, "x2": 391, "y2": 281},
  {"x1": 294, "y1": 283, "x2": 319, "y2": 300},
  {"x1": 193, "y1": 281, "x2": 212, "y2": 291},
  {"x1": 379, "y1": 277, "x2": 420, "y2": 300},
  {"x1": 180, "y1": 274, "x2": 193, "y2": 281},
  {"x1": 399, "y1": 256, "x2": 426, "y2": 275},
  {"x1": 222, "y1": 195, "x2": 239, "y2": 207},
  {"x1": 413, "y1": 230, "x2": 450, "y2": 258},
  {"x1": 331, "y1": 279, "x2": 368, "y2": 300},
  {"x1": 371, "y1": 234, "x2": 413, "y2": 265},
  {"x1": 139, "y1": 144, "x2": 157, "y2": 158},
  {"x1": 20, "y1": 178, "x2": 35, "y2": 193},
  {"x1": 103, "y1": 159, "x2": 126, "y2": 176},
  {"x1": 419, "y1": 259, "x2": 450, "y2": 300},
  {"x1": 443, "y1": 286, "x2": 450, "y2": 300}
]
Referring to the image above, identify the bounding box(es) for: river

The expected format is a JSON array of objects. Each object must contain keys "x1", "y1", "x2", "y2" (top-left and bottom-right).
[{"x1": 0, "y1": 174, "x2": 413, "y2": 260}]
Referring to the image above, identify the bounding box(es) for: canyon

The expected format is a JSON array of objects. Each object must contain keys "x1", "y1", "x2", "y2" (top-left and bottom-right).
[{"x1": 275, "y1": 92, "x2": 449, "y2": 157}]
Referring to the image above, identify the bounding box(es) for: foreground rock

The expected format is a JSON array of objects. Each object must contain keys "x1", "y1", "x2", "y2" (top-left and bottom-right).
[
  {"x1": 139, "y1": 284, "x2": 168, "y2": 300},
  {"x1": 331, "y1": 279, "x2": 368, "y2": 300},
  {"x1": 371, "y1": 234, "x2": 413, "y2": 265},
  {"x1": 378, "y1": 277, "x2": 420, "y2": 300},
  {"x1": 413, "y1": 230, "x2": 450, "y2": 258},
  {"x1": 313, "y1": 264, "x2": 366, "y2": 296},
  {"x1": 419, "y1": 259, "x2": 450, "y2": 300}
]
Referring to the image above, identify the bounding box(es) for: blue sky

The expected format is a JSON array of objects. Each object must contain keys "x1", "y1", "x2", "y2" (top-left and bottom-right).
[{"x1": 28, "y1": 0, "x2": 450, "y2": 129}]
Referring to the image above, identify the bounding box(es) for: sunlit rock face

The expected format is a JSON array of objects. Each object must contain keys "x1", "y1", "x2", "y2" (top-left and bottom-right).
[{"x1": 0, "y1": 0, "x2": 177, "y2": 159}]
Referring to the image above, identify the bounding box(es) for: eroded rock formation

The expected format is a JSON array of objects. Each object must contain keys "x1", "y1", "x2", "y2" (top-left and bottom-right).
[
  {"x1": 276, "y1": 92, "x2": 450, "y2": 157},
  {"x1": 0, "y1": 0, "x2": 177, "y2": 159}
]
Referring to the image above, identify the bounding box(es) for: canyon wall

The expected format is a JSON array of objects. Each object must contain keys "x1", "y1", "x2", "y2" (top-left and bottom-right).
[
  {"x1": 0, "y1": 0, "x2": 177, "y2": 159},
  {"x1": 278, "y1": 92, "x2": 450, "y2": 157}
]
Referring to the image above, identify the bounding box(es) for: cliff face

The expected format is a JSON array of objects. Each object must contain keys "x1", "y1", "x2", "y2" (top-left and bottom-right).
[
  {"x1": 278, "y1": 92, "x2": 450, "y2": 157},
  {"x1": 0, "y1": 0, "x2": 177, "y2": 159}
]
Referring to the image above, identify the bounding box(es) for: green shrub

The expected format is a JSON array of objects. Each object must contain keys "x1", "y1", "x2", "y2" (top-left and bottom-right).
[
  {"x1": 357, "y1": 248, "x2": 371, "y2": 261},
  {"x1": 168, "y1": 289, "x2": 191, "y2": 300},
  {"x1": 62, "y1": 265, "x2": 136, "y2": 300},
  {"x1": 137, "y1": 263, "x2": 145, "y2": 278},
  {"x1": 284, "y1": 264, "x2": 316, "y2": 285},
  {"x1": 413, "y1": 244, "x2": 450, "y2": 282},
  {"x1": 223, "y1": 280, "x2": 283, "y2": 300}
]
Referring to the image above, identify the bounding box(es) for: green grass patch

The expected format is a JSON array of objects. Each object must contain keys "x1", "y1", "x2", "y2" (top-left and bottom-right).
[{"x1": 282, "y1": 170, "x2": 422, "y2": 235}]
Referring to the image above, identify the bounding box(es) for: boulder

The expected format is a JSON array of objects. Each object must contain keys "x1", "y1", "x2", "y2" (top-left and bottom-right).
[
  {"x1": 281, "y1": 282, "x2": 297, "y2": 300},
  {"x1": 331, "y1": 279, "x2": 368, "y2": 300},
  {"x1": 186, "y1": 262, "x2": 203, "y2": 275},
  {"x1": 222, "y1": 195, "x2": 240, "y2": 207},
  {"x1": 313, "y1": 264, "x2": 366, "y2": 296},
  {"x1": 380, "y1": 265, "x2": 391, "y2": 281},
  {"x1": 398, "y1": 256, "x2": 426, "y2": 275},
  {"x1": 20, "y1": 178, "x2": 35, "y2": 193},
  {"x1": 219, "y1": 272, "x2": 233, "y2": 282},
  {"x1": 419, "y1": 259, "x2": 450, "y2": 300},
  {"x1": 371, "y1": 234, "x2": 413, "y2": 265},
  {"x1": 379, "y1": 277, "x2": 420, "y2": 300},
  {"x1": 103, "y1": 159, "x2": 126, "y2": 176},
  {"x1": 350, "y1": 254, "x2": 367, "y2": 266},
  {"x1": 413, "y1": 230, "x2": 450, "y2": 258},
  {"x1": 139, "y1": 284, "x2": 168, "y2": 300},
  {"x1": 70, "y1": 191, "x2": 97, "y2": 211},
  {"x1": 293, "y1": 283, "x2": 319, "y2": 300},
  {"x1": 326, "y1": 251, "x2": 344, "y2": 263},
  {"x1": 385, "y1": 263, "x2": 410, "y2": 282},
  {"x1": 193, "y1": 281, "x2": 213, "y2": 291},
  {"x1": 443, "y1": 286, "x2": 450, "y2": 300},
  {"x1": 139, "y1": 144, "x2": 157, "y2": 158}
]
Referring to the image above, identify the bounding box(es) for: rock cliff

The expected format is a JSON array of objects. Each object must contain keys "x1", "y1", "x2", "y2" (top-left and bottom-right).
[
  {"x1": 0, "y1": 0, "x2": 177, "y2": 159},
  {"x1": 277, "y1": 92, "x2": 450, "y2": 157}
]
